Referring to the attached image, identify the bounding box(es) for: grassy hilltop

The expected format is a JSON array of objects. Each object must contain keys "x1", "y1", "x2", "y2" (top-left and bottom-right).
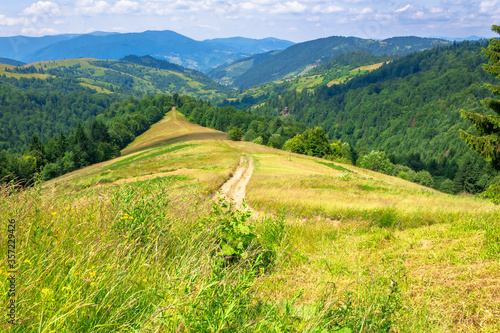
[{"x1": 1, "y1": 110, "x2": 499, "y2": 332}]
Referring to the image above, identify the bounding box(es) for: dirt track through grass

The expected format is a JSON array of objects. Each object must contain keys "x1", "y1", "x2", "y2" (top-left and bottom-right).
[{"x1": 220, "y1": 154, "x2": 254, "y2": 209}]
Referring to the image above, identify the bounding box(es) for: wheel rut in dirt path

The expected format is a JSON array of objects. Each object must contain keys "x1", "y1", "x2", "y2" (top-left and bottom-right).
[{"x1": 220, "y1": 154, "x2": 254, "y2": 210}]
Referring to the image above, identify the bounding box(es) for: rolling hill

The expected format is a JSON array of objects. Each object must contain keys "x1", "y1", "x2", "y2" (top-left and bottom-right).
[
  {"x1": 2, "y1": 107, "x2": 498, "y2": 331},
  {"x1": 0, "y1": 56, "x2": 233, "y2": 154},
  {"x1": 208, "y1": 50, "x2": 281, "y2": 86},
  {"x1": 0, "y1": 57, "x2": 25, "y2": 66},
  {"x1": 232, "y1": 36, "x2": 451, "y2": 89},
  {"x1": 3, "y1": 56, "x2": 232, "y2": 99}
]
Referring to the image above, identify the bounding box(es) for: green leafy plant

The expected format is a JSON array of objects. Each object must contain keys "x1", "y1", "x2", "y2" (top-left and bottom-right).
[{"x1": 209, "y1": 197, "x2": 257, "y2": 262}]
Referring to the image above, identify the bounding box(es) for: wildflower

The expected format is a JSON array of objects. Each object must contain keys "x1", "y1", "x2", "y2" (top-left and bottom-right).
[
  {"x1": 51, "y1": 212, "x2": 57, "y2": 216},
  {"x1": 41, "y1": 288, "x2": 53, "y2": 299},
  {"x1": 142, "y1": 279, "x2": 147, "y2": 282},
  {"x1": 24, "y1": 259, "x2": 32, "y2": 265},
  {"x1": 90, "y1": 282, "x2": 96, "y2": 286},
  {"x1": 89, "y1": 271, "x2": 96, "y2": 277}
]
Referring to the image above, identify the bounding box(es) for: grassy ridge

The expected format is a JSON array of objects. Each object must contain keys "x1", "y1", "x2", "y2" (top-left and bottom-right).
[{"x1": 1, "y1": 111, "x2": 499, "y2": 331}]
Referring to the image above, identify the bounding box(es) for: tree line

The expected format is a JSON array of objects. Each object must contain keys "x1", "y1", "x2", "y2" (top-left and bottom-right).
[{"x1": 0, "y1": 95, "x2": 173, "y2": 184}]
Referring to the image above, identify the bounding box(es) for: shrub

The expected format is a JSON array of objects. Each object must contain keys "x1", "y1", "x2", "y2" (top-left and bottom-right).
[
  {"x1": 227, "y1": 127, "x2": 243, "y2": 141},
  {"x1": 358, "y1": 151, "x2": 394, "y2": 175},
  {"x1": 41, "y1": 162, "x2": 61, "y2": 180},
  {"x1": 413, "y1": 170, "x2": 434, "y2": 188},
  {"x1": 268, "y1": 133, "x2": 282, "y2": 148},
  {"x1": 244, "y1": 128, "x2": 256, "y2": 142},
  {"x1": 208, "y1": 197, "x2": 256, "y2": 262},
  {"x1": 252, "y1": 136, "x2": 264, "y2": 145}
]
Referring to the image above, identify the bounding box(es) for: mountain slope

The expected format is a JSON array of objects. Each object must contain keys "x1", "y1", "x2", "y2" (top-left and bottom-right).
[
  {"x1": 16, "y1": 31, "x2": 293, "y2": 72},
  {"x1": 233, "y1": 36, "x2": 451, "y2": 89},
  {"x1": 208, "y1": 50, "x2": 281, "y2": 85},
  {"x1": 252, "y1": 40, "x2": 496, "y2": 191},
  {"x1": 3, "y1": 107, "x2": 497, "y2": 331},
  {"x1": 8, "y1": 57, "x2": 232, "y2": 99},
  {"x1": 203, "y1": 37, "x2": 294, "y2": 54},
  {"x1": 0, "y1": 57, "x2": 25, "y2": 66},
  {"x1": 0, "y1": 34, "x2": 80, "y2": 61}
]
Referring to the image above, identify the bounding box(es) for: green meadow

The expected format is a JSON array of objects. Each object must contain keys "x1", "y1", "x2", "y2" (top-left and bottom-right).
[{"x1": 1, "y1": 111, "x2": 499, "y2": 332}]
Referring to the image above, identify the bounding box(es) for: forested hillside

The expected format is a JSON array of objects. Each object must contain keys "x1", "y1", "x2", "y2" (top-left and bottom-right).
[
  {"x1": 208, "y1": 51, "x2": 281, "y2": 86},
  {"x1": 252, "y1": 40, "x2": 499, "y2": 193},
  {"x1": 3, "y1": 57, "x2": 231, "y2": 100},
  {"x1": 0, "y1": 75, "x2": 119, "y2": 153},
  {"x1": 0, "y1": 94, "x2": 173, "y2": 184},
  {"x1": 221, "y1": 50, "x2": 395, "y2": 110},
  {"x1": 233, "y1": 36, "x2": 451, "y2": 89}
]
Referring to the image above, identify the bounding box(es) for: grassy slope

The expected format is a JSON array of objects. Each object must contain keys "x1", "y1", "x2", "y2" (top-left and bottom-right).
[
  {"x1": 1, "y1": 111, "x2": 499, "y2": 332},
  {"x1": 0, "y1": 58, "x2": 227, "y2": 99}
]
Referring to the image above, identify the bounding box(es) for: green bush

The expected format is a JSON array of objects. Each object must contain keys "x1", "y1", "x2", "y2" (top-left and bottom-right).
[
  {"x1": 227, "y1": 127, "x2": 243, "y2": 141},
  {"x1": 358, "y1": 151, "x2": 394, "y2": 175},
  {"x1": 209, "y1": 197, "x2": 256, "y2": 262},
  {"x1": 253, "y1": 136, "x2": 264, "y2": 145},
  {"x1": 40, "y1": 162, "x2": 61, "y2": 181},
  {"x1": 478, "y1": 181, "x2": 500, "y2": 204}
]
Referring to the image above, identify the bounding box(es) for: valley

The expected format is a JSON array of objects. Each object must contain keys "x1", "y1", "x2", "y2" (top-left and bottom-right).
[{"x1": 0, "y1": 25, "x2": 499, "y2": 332}]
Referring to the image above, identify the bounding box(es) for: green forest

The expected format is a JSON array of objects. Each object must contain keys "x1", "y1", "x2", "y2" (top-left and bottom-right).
[
  {"x1": 0, "y1": 94, "x2": 171, "y2": 184},
  {"x1": 250, "y1": 41, "x2": 500, "y2": 194},
  {"x1": 0, "y1": 75, "x2": 119, "y2": 153}
]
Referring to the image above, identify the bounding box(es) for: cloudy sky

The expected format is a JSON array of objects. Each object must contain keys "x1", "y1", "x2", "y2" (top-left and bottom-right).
[{"x1": 0, "y1": 0, "x2": 498, "y2": 42}]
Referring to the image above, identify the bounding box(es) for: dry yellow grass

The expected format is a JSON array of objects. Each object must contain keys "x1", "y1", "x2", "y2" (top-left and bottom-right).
[{"x1": 121, "y1": 109, "x2": 227, "y2": 155}]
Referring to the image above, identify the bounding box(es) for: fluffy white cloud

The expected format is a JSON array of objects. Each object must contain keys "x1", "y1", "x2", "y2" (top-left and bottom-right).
[
  {"x1": 271, "y1": 2, "x2": 308, "y2": 14},
  {"x1": 0, "y1": 15, "x2": 28, "y2": 26},
  {"x1": 312, "y1": 5, "x2": 344, "y2": 14},
  {"x1": 75, "y1": 0, "x2": 112, "y2": 15},
  {"x1": 111, "y1": 0, "x2": 141, "y2": 13},
  {"x1": 22, "y1": 1, "x2": 61, "y2": 16},
  {"x1": 395, "y1": 4, "x2": 411, "y2": 13},
  {"x1": 480, "y1": 1, "x2": 500, "y2": 14}
]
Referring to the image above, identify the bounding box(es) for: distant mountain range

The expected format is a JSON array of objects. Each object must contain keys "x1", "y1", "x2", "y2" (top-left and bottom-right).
[
  {"x1": 0, "y1": 30, "x2": 468, "y2": 89},
  {"x1": 0, "y1": 30, "x2": 294, "y2": 72},
  {"x1": 431, "y1": 35, "x2": 489, "y2": 42}
]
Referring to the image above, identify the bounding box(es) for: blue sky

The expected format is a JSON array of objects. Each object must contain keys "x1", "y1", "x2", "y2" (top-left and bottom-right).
[{"x1": 0, "y1": 1, "x2": 498, "y2": 42}]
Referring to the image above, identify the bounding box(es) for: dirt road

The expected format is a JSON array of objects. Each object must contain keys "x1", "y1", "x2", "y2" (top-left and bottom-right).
[{"x1": 220, "y1": 154, "x2": 254, "y2": 210}]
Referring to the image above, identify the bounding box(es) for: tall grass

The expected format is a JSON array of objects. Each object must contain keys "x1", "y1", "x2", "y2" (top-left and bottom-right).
[{"x1": 1, "y1": 177, "x2": 412, "y2": 332}]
